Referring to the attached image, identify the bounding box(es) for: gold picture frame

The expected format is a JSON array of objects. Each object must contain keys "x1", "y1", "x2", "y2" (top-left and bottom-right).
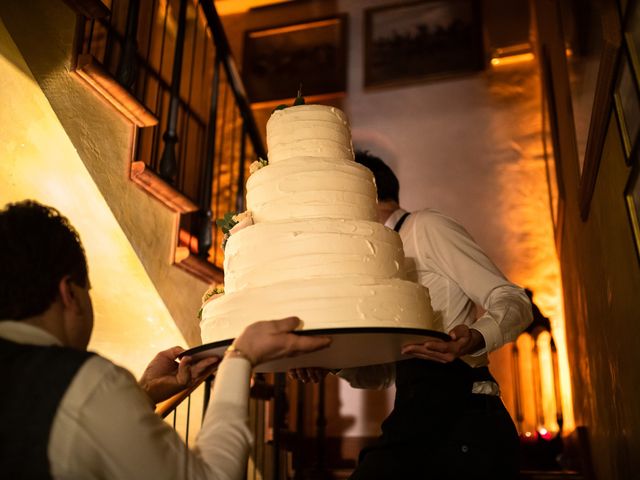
[
  {"x1": 363, "y1": 0, "x2": 484, "y2": 89},
  {"x1": 540, "y1": 45, "x2": 566, "y2": 251},
  {"x1": 242, "y1": 16, "x2": 348, "y2": 104},
  {"x1": 624, "y1": 162, "x2": 640, "y2": 261},
  {"x1": 613, "y1": 43, "x2": 640, "y2": 163}
]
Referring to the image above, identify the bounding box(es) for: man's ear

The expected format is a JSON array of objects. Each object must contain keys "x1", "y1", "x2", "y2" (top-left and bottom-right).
[{"x1": 58, "y1": 276, "x2": 77, "y2": 311}]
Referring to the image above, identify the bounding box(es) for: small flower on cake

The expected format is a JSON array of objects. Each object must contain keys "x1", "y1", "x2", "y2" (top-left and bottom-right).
[
  {"x1": 230, "y1": 211, "x2": 253, "y2": 235},
  {"x1": 198, "y1": 284, "x2": 224, "y2": 319},
  {"x1": 216, "y1": 210, "x2": 254, "y2": 249},
  {"x1": 249, "y1": 157, "x2": 268, "y2": 174}
]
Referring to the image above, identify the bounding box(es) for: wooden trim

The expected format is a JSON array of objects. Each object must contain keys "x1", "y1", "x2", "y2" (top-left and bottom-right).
[
  {"x1": 578, "y1": 6, "x2": 622, "y2": 220},
  {"x1": 174, "y1": 247, "x2": 224, "y2": 284},
  {"x1": 73, "y1": 54, "x2": 158, "y2": 127},
  {"x1": 62, "y1": 0, "x2": 110, "y2": 18},
  {"x1": 130, "y1": 162, "x2": 198, "y2": 213}
]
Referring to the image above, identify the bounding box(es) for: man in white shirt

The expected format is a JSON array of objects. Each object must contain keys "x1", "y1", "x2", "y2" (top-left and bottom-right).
[
  {"x1": 0, "y1": 200, "x2": 330, "y2": 479},
  {"x1": 291, "y1": 151, "x2": 532, "y2": 479}
]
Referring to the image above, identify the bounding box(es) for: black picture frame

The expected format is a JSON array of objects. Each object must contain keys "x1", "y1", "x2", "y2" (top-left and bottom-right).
[
  {"x1": 364, "y1": 0, "x2": 484, "y2": 89},
  {"x1": 242, "y1": 16, "x2": 348, "y2": 105}
]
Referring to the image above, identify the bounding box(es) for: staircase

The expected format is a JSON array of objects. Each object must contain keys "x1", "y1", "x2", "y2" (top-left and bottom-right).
[
  {"x1": 0, "y1": 0, "x2": 264, "y2": 347},
  {"x1": 0, "y1": 0, "x2": 284, "y2": 478}
]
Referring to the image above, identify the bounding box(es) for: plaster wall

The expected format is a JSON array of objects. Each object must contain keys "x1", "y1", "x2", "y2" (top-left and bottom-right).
[
  {"x1": 0, "y1": 0, "x2": 208, "y2": 346},
  {"x1": 0, "y1": 17, "x2": 184, "y2": 377},
  {"x1": 340, "y1": 3, "x2": 566, "y2": 437}
]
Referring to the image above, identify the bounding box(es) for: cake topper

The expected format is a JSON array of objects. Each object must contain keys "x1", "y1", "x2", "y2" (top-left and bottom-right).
[{"x1": 273, "y1": 83, "x2": 305, "y2": 112}]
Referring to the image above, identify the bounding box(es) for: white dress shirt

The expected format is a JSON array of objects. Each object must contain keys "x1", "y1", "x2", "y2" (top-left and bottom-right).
[
  {"x1": 339, "y1": 208, "x2": 532, "y2": 392},
  {"x1": 0, "y1": 321, "x2": 253, "y2": 480}
]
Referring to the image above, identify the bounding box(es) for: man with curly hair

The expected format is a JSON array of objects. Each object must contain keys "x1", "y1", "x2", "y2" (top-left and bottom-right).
[{"x1": 0, "y1": 200, "x2": 329, "y2": 479}]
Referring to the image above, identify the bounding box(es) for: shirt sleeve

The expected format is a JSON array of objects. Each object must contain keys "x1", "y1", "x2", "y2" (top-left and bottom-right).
[
  {"x1": 416, "y1": 210, "x2": 533, "y2": 354},
  {"x1": 50, "y1": 355, "x2": 253, "y2": 480},
  {"x1": 194, "y1": 357, "x2": 254, "y2": 479},
  {"x1": 470, "y1": 285, "x2": 533, "y2": 354}
]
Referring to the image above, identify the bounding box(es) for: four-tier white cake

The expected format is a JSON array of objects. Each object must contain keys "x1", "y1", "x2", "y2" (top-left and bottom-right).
[{"x1": 200, "y1": 104, "x2": 435, "y2": 349}]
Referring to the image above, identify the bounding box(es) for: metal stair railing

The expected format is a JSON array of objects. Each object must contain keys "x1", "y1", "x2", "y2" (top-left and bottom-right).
[{"x1": 77, "y1": 0, "x2": 266, "y2": 272}]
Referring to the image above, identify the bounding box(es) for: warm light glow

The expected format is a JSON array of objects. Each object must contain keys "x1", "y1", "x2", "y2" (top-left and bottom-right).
[
  {"x1": 491, "y1": 43, "x2": 535, "y2": 67},
  {"x1": 537, "y1": 331, "x2": 559, "y2": 433},
  {"x1": 215, "y1": 0, "x2": 294, "y2": 16},
  {"x1": 0, "y1": 19, "x2": 185, "y2": 377},
  {"x1": 517, "y1": 335, "x2": 538, "y2": 434},
  {"x1": 248, "y1": 18, "x2": 341, "y2": 38},
  {"x1": 491, "y1": 59, "x2": 575, "y2": 433},
  {"x1": 491, "y1": 52, "x2": 535, "y2": 67}
]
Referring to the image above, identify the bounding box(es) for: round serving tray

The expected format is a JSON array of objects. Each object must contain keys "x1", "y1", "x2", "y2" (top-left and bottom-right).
[{"x1": 180, "y1": 327, "x2": 450, "y2": 373}]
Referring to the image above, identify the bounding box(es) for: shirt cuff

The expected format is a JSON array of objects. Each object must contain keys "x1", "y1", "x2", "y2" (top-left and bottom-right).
[{"x1": 470, "y1": 314, "x2": 503, "y2": 356}]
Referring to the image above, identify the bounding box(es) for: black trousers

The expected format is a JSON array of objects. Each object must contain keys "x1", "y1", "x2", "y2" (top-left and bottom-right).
[{"x1": 349, "y1": 360, "x2": 519, "y2": 480}]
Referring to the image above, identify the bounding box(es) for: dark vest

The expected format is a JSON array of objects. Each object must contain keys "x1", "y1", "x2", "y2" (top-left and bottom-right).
[
  {"x1": 384, "y1": 212, "x2": 497, "y2": 442},
  {"x1": 0, "y1": 336, "x2": 94, "y2": 479}
]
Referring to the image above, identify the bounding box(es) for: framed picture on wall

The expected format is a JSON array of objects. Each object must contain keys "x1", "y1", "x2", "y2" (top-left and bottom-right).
[
  {"x1": 242, "y1": 16, "x2": 348, "y2": 105},
  {"x1": 625, "y1": 163, "x2": 640, "y2": 261},
  {"x1": 613, "y1": 46, "x2": 640, "y2": 163},
  {"x1": 364, "y1": 0, "x2": 484, "y2": 89},
  {"x1": 623, "y1": 0, "x2": 640, "y2": 82},
  {"x1": 574, "y1": 2, "x2": 622, "y2": 220},
  {"x1": 541, "y1": 46, "x2": 566, "y2": 248}
]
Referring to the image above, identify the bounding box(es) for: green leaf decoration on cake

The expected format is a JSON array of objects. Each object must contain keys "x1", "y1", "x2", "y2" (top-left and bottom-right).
[
  {"x1": 216, "y1": 212, "x2": 238, "y2": 250},
  {"x1": 272, "y1": 84, "x2": 305, "y2": 112},
  {"x1": 215, "y1": 211, "x2": 238, "y2": 236}
]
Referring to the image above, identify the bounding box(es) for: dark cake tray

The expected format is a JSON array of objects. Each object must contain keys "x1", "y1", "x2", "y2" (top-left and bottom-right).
[{"x1": 180, "y1": 327, "x2": 450, "y2": 373}]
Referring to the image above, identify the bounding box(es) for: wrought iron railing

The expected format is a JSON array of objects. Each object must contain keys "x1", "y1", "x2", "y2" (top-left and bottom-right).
[
  {"x1": 71, "y1": 0, "x2": 288, "y2": 477},
  {"x1": 77, "y1": 0, "x2": 265, "y2": 270},
  {"x1": 156, "y1": 373, "x2": 287, "y2": 480}
]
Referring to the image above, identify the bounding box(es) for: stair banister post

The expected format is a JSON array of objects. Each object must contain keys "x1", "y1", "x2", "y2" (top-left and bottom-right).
[
  {"x1": 273, "y1": 373, "x2": 287, "y2": 479},
  {"x1": 511, "y1": 342, "x2": 524, "y2": 432},
  {"x1": 197, "y1": 52, "x2": 221, "y2": 259},
  {"x1": 550, "y1": 337, "x2": 563, "y2": 434},
  {"x1": 116, "y1": 0, "x2": 140, "y2": 88},
  {"x1": 235, "y1": 123, "x2": 247, "y2": 213},
  {"x1": 159, "y1": 0, "x2": 188, "y2": 184}
]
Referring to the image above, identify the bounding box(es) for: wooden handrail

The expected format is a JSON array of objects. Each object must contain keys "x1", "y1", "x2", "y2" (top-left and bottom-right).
[{"x1": 155, "y1": 374, "x2": 212, "y2": 418}]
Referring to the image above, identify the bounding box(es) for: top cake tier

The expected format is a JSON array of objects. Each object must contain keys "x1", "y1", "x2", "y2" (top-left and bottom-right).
[{"x1": 267, "y1": 105, "x2": 354, "y2": 164}]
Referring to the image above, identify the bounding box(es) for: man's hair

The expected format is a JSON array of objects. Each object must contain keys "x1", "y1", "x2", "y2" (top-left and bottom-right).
[
  {"x1": 0, "y1": 200, "x2": 88, "y2": 320},
  {"x1": 354, "y1": 150, "x2": 400, "y2": 202}
]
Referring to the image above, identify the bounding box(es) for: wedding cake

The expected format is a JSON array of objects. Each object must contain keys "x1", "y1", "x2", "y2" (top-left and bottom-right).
[{"x1": 200, "y1": 104, "x2": 434, "y2": 347}]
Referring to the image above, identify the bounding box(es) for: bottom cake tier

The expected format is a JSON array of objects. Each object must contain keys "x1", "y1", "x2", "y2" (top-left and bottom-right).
[{"x1": 200, "y1": 277, "x2": 437, "y2": 344}]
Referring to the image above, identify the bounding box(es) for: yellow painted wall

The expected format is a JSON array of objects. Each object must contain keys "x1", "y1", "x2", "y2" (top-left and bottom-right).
[
  {"x1": 0, "y1": 17, "x2": 185, "y2": 378},
  {"x1": 0, "y1": 0, "x2": 209, "y2": 346}
]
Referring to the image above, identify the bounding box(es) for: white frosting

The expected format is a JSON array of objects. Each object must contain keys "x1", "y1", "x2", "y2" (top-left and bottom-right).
[
  {"x1": 201, "y1": 278, "x2": 433, "y2": 341},
  {"x1": 267, "y1": 105, "x2": 353, "y2": 163},
  {"x1": 246, "y1": 157, "x2": 378, "y2": 223},
  {"x1": 223, "y1": 219, "x2": 404, "y2": 293},
  {"x1": 200, "y1": 104, "x2": 435, "y2": 348}
]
